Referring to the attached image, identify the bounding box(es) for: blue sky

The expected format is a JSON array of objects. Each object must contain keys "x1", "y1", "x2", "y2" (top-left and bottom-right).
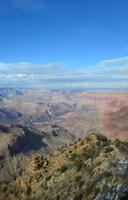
[{"x1": 0, "y1": 0, "x2": 128, "y2": 89}]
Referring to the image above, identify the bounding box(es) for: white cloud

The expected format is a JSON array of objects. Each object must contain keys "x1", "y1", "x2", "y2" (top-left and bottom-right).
[
  {"x1": 0, "y1": 62, "x2": 66, "y2": 75},
  {"x1": 98, "y1": 56, "x2": 128, "y2": 66},
  {"x1": 0, "y1": 56, "x2": 128, "y2": 89}
]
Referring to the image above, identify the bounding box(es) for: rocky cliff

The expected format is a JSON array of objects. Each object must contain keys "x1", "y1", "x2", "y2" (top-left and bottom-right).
[{"x1": 0, "y1": 133, "x2": 128, "y2": 200}]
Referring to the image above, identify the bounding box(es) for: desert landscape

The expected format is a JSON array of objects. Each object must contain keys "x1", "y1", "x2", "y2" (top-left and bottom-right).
[{"x1": 0, "y1": 88, "x2": 128, "y2": 199}]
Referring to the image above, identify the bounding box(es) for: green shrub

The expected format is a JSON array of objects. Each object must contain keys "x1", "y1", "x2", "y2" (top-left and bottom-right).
[
  {"x1": 104, "y1": 146, "x2": 114, "y2": 153},
  {"x1": 95, "y1": 133, "x2": 108, "y2": 142},
  {"x1": 60, "y1": 165, "x2": 68, "y2": 173},
  {"x1": 80, "y1": 140, "x2": 84, "y2": 146},
  {"x1": 46, "y1": 175, "x2": 52, "y2": 181},
  {"x1": 69, "y1": 153, "x2": 77, "y2": 161},
  {"x1": 74, "y1": 193, "x2": 83, "y2": 200},
  {"x1": 82, "y1": 148, "x2": 99, "y2": 160},
  {"x1": 115, "y1": 140, "x2": 128, "y2": 153},
  {"x1": 75, "y1": 160, "x2": 83, "y2": 171},
  {"x1": 75, "y1": 175, "x2": 82, "y2": 182}
]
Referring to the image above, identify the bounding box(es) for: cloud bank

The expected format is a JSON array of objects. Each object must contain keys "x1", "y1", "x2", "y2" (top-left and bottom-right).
[{"x1": 0, "y1": 56, "x2": 128, "y2": 90}]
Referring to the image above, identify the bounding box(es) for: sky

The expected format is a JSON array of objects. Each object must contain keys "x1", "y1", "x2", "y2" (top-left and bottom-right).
[{"x1": 0, "y1": 0, "x2": 128, "y2": 89}]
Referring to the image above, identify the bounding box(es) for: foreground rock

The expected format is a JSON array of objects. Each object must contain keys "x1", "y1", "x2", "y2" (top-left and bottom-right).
[{"x1": 0, "y1": 133, "x2": 128, "y2": 200}]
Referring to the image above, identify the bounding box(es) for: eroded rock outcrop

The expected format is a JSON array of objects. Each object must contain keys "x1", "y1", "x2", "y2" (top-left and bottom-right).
[{"x1": 28, "y1": 153, "x2": 44, "y2": 172}]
